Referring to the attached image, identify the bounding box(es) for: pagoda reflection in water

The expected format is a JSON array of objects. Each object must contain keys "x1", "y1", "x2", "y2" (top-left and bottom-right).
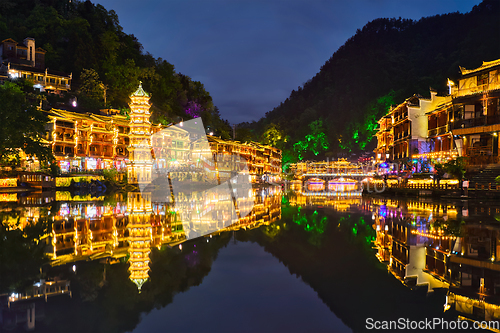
[{"x1": 0, "y1": 186, "x2": 281, "y2": 290}]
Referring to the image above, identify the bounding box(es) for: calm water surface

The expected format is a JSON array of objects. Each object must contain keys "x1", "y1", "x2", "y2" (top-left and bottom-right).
[
  {"x1": 132, "y1": 240, "x2": 350, "y2": 333},
  {"x1": 1, "y1": 188, "x2": 497, "y2": 332}
]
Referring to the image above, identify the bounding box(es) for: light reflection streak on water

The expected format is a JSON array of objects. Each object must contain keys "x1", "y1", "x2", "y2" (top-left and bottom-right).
[
  {"x1": 290, "y1": 189, "x2": 500, "y2": 326},
  {"x1": 0, "y1": 186, "x2": 282, "y2": 289}
]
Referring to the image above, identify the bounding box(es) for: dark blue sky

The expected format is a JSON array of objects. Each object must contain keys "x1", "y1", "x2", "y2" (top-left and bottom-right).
[{"x1": 95, "y1": 0, "x2": 480, "y2": 124}]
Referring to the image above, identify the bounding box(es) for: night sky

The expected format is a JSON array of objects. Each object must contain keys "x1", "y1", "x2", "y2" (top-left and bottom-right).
[{"x1": 95, "y1": 0, "x2": 480, "y2": 124}]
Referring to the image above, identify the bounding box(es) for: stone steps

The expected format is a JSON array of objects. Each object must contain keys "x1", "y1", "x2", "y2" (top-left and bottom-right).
[{"x1": 470, "y1": 164, "x2": 500, "y2": 187}]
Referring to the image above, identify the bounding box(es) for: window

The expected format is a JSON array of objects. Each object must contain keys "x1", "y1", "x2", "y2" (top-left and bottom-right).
[
  {"x1": 465, "y1": 105, "x2": 474, "y2": 119},
  {"x1": 478, "y1": 73, "x2": 488, "y2": 86}
]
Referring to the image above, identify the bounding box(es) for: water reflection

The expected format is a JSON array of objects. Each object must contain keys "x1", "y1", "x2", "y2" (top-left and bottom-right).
[
  {"x1": 5, "y1": 185, "x2": 500, "y2": 331},
  {"x1": 368, "y1": 197, "x2": 500, "y2": 326},
  {"x1": 289, "y1": 189, "x2": 500, "y2": 328},
  {"x1": 0, "y1": 186, "x2": 281, "y2": 288}
]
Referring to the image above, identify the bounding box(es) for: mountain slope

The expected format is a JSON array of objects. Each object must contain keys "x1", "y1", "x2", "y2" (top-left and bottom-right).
[{"x1": 244, "y1": 0, "x2": 500, "y2": 159}]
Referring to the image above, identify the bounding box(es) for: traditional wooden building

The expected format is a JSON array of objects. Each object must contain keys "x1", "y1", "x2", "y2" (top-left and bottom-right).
[
  {"x1": 0, "y1": 38, "x2": 71, "y2": 93},
  {"x1": 193, "y1": 135, "x2": 282, "y2": 183},
  {"x1": 375, "y1": 115, "x2": 393, "y2": 162},
  {"x1": 42, "y1": 109, "x2": 131, "y2": 172},
  {"x1": 376, "y1": 58, "x2": 500, "y2": 167},
  {"x1": 450, "y1": 59, "x2": 500, "y2": 166},
  {"x1": 25, "y1": 85, "x2": 283, "y2": 182}
]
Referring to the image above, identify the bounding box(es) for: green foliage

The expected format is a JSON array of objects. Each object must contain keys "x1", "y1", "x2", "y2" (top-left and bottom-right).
[
  {"x1": 293, "y1": 119, "x2": 329, "y2": 160},
  {"x1": 0, "y1": 81, "x2": 53, "y2": 166},
  {"x1": 339, "y1": 91, "x2": 395, "y2": 152},
  {"x1": 102, "y1": 167, "x2": 122, "y2": 185},
  {"x1": 442, "y1": 157, "x2": 466, "y2": 181},
  {"x1": 260, "y1": 123, "x2": 286, "y2": 149},
  {"x1": 293, "y1": 208, "x2": 329, "y2": 246},
  {"x1": 235, "y1": 125, "x2": 257, "y2": 142},
  {"x1": 77, "y1": 68, "x2": 104, "y2": 110},
  {"x1": 0, "y1": 215, "x2": 49, "y2": 293},
  {"x1": 430, "y1": 218, "x2": 464, "y2": 238},
  {"x1": 201, "y1": 107, "x2": 232, "y2": 139},
  {"x1": 49, "y1": 162, "x2": 61, "y2": 176},
  {"x1": 0, "y1": 0, "x2": 227, "y2": 129}
]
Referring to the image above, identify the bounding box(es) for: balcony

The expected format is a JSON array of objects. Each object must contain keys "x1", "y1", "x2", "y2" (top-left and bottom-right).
[
  {"x1": 428, "y1": 125, "x2": 448, "y2": 137},
  {"x1": 454, "y1": 82, "x2": 500, "y2": 98},
  {"x1": 394, "y1": 112, "x2": 408, "y2": 124},
  {"x1": 452, "y1": 115, "x2": 500, "y2": 130},
  {"x1": 44, "y1": 82, "x2": 71, "y2": 91},
  {"x1": 394, "y1": 131, "x2": 410, "y2": 141}
]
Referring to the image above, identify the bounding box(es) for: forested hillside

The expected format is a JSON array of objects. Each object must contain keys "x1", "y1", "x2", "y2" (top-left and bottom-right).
[
  {"x1": 241, "y1": 0, "x2": 500, "y2": 163},
  {"x1": 0, "y1": 0, "x2": 231, "y2": 137}
]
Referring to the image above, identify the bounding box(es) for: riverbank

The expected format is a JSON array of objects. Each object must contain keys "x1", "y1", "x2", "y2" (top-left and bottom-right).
[{"x1": 363, "y1": 181, "x2": 500, "y2": 200}]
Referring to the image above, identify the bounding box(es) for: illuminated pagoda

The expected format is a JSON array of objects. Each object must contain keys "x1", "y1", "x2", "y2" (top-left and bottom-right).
[
  {"x1": 127, "y1": 191, "x2": 153, "y2": 291},
  {"x1": 127, "y1": 82, "x2": 153, "y2": 185}
]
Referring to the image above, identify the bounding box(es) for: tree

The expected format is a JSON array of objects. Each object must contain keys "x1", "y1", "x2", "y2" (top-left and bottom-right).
[
  {"x1": 201, "y1": 107, "x2": 231, "y2": 140},
  {"x1": 0, "y1": 211, "x2": 49, "y2": 293},
  {"x1": 293, "y1": 119, "x2": 329, "y2": 160},
  {"x1": 77, "y1": 68, "x2": 105, "y2": 110},
  {"x1": 184, "y1": 100, "x2": 203, "y2": 118},
  {"x1": 443, "y1": 157, "x2": 466, "y2": 182},
  {"x1": 0, "y1": 81, "x2": 53, "y2": 166},
  {"x1": 260, "y1": 123, "x2": 286, "y2": 149},
  {"x1": 339, "y1": 92, "x2": 395, "y2": 152}
]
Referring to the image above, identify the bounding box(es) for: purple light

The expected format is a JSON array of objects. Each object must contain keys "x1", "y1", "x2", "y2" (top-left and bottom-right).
[{"x1": 185, "y1": 101, "x2": 203, "y2": 118}]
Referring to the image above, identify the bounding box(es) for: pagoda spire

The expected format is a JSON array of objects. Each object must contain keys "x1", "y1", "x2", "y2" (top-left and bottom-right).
[{"x1": 126, "y1": 83, "x2": 153, "y2": 185}]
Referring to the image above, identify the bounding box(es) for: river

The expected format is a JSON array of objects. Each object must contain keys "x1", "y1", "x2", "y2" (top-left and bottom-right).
[{"x1": 0, "y1": 188, "x2": 496, "y2": 332}]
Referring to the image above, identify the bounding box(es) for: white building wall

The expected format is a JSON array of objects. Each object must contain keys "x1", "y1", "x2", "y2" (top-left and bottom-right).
[{"x1": 409, "y1": 92, "x2": 451, "y2": 141}]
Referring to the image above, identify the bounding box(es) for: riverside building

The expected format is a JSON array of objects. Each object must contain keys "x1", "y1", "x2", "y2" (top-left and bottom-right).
[
  {"x1": 27, "y1": 85, "x2": 282, "y2": 183},
  {"x1": 375, "y1": 57, "x2": 500, "y2": 168}
]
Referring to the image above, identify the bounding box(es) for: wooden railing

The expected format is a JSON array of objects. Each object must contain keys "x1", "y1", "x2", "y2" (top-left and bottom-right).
[
  {"x1": 454, "y1": 82, "x2": 500, "y2": 98},
  {"x1": 428, "y1": 125, "x2": 448, "y2": 137},
  {"x1": 472, "y1": 183, "x2": 499, "y2": 191},
  {"x1": 389, "y1": 183, "x2": 459, "y2": 190}
]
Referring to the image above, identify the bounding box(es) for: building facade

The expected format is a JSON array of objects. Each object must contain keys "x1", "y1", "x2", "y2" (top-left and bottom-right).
[
  {"x1": 0, "y1": 38, "x2": 71, "y2": 93},
  {"x1": 450, "y1": 59, "x2": 500, "y2": 166},
  {"x1": 375, "y1": 91, "x2": 450, "y2": 163},
  {"x1": 36, "y1": 86, "x2": 282, "y2": 182},
  {"x1": 375, "y1": 58, "x2": 500, "y2": 168},
  {"x1": 375, "y1": 115, "x2": 393, "y2": 161}
]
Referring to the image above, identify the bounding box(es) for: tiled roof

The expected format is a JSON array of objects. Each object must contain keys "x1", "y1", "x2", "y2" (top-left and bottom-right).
[
  {"x1": 1, "y1": 38, "x2": 17, "y2": 44},
  {"x1": 460, "y1": 58, "x2": 500, "y2": 75},
  {"x1": 131, "y1": 82, "x2": 149, "y2": 97}
]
